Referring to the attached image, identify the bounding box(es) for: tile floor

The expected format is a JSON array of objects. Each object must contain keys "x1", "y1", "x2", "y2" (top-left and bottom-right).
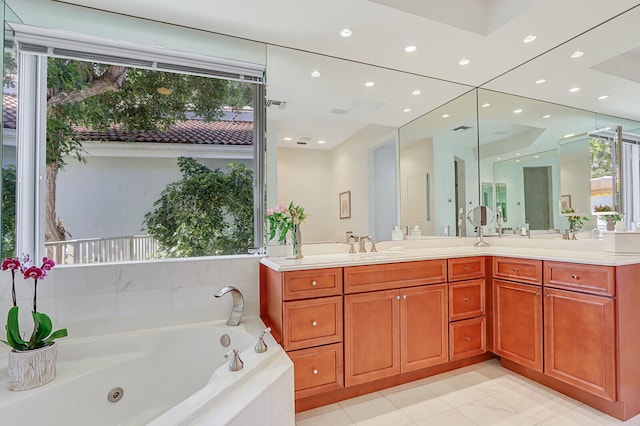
[{"x1": 295, "y1": 359, "x2": 640, "y2": 426}]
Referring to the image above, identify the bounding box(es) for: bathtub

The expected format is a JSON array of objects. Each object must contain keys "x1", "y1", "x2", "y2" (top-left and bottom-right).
[{"x1": 0, "y1": 316, "x2": 294, "y2": 425}]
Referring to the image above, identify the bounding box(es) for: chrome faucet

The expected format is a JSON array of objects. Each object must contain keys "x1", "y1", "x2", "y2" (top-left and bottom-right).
[
  {"x1": 214, "y1": 286, "x2": 244, "y2": 326},
  {"x1": 457, "y1": 207, "x2": 464, "y2": 237},
  {"x1": 496, "y1": 206, "x2": 504, "y2": 238},
  {"x1": 224, "y1": 349, "x2": 244, "y2": 371}
]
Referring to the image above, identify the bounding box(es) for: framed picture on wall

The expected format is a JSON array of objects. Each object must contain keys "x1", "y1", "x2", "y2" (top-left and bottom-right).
[
  {"x1": 560, "y1": 194, "x2": 572, "y2": 211},
  {"x1": 340, "y1": 191, "x2": 351, "y2": 219}
]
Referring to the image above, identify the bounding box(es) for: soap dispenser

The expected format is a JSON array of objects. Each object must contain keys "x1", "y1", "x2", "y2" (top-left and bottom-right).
[{"x1": 391, "y1": 226, "x2": 404, "y2": 241}]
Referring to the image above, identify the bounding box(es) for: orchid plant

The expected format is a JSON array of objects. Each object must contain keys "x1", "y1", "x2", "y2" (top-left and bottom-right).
[
  {"x1": 2, "y1": 254, "x2": 68, "y2": 351},
  {"x1": 266, "y1": 202, "x2": 308, "y2": 244}
]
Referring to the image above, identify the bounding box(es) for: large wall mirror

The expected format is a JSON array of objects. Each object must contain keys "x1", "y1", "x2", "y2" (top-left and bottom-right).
[{"x1": 265, "y1": 45, "x2": 472, "y2": 243}]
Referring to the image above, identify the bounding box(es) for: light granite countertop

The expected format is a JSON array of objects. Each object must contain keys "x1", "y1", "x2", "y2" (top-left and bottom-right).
[{"x1": 261, "y1": 235, "x2": 640, "y2": 271}]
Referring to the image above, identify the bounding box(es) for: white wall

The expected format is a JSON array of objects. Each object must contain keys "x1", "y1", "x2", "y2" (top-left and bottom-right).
[
  {"x1": 400, "y1": 139, "x2": 434, "y2": 235},
  {"x1": 559, "y1": 139, "x2": 594, "y2": 229},
  {"x1": 57, "y1": 156, "x2": 253, "y2": 239}
]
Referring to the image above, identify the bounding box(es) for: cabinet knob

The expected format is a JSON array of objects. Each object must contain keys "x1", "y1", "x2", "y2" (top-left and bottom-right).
[
  {"x1": 311, "y1": 280, "x2": 317, "y2": 286},
  {"x1": 571, "y1": 274, "x2": 578, "y2": 280},
  {"x1": 311, "y1": 321, "x2": 318, "y2": 327},
  {"x1": 403, "y1": 294, "x2": 407, "y2": 299},
  {"x1": 312, "y1": 369, "x2": 319, "y2": 375},
  {"x1": 463, "y1": 266, "x2": 469, "y2": 272},
  {"x1": 465, "y1": 336, "x2": 471, "y2": 342},
  {"x1": 464, "y1": 297, "x2": 470, "y2": 302},
  {"x1": 512, "y1": 267, "x2": 519, "y2": 273},
  {"x1": 397, "y1": 295, "x2": 400, "y2": 300},
  {"x1": 535, "y1": 292, "x2": 540, "y2": 297}
]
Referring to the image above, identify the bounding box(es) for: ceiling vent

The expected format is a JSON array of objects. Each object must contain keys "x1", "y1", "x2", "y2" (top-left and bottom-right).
[
  {"x1": 452, "y1": 125, "x2": 473, "y2": 132},
  {"x1": 329, "y1": 108, "x2": 349, "y2": 115},
  {"x1": 296, "y1": 135, "x2": 313, "y2": 145},
  {"x1": 266, "y1": 99, "x2": 287, "y2": 109},
  {"x1": 296, "y1": 141, "x2": 307, "y2": 145}
]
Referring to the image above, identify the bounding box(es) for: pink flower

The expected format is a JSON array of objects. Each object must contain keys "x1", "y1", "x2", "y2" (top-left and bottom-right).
[
  {"x1": 23, "y1": 266, "x2": 45, "y2": 281},
  {"x1": 1, "y1": 258, "x2": 20, "y2": 271},
  {"x1": 275, "y1": 203, "x2": 287, "y2": 214},
  {"x1": 267, "y1": 208, "x2": 274, "y2": 215},
  {"x1": 41, "y1": 257, "x2": 55, "y2": 271}
]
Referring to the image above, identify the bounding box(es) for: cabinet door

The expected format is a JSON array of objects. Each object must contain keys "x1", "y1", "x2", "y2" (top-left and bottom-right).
[
  {"x1": 401, "y1": 284, "x2": 448, "y2": 372},
  {"x1": 345, "y1": 290, "x2": 400, "y2": 386},
  {"x1": 493, "y1": 279, "x2": 543, "y2": 372},
  {"x1": 544, "y1": 287, "x2": 616, "y2": 401}
]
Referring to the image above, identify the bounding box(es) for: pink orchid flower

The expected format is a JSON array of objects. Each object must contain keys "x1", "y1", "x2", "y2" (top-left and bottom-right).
[
  {"x1": 41, "y1": 257, "x2": 55, "y2": 271},
  {"x1": 23, "y1": 266, "x2": 45, "y2": 281},
  {"x1": 1, "y1": 258, "x2": 21, "y2": 271}
]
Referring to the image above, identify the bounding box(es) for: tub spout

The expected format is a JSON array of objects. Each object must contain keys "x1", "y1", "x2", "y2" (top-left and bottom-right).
[{"x1": 214, "y1": 286, "x2": 244, "y2": 326}]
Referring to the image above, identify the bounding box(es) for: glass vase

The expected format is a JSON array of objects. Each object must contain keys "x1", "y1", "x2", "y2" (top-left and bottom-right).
[{"x1": 291, "y1": 224, "x2": 303, "y2": 259}]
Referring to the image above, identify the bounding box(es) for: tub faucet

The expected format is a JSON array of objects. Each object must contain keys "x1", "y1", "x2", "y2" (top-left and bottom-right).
[
  {"x1": 224, "y1": 349, "x2": 244, "y2": 371},
  {"x1": 214, "y1": 286, "x2": 244, "y2": 326}
]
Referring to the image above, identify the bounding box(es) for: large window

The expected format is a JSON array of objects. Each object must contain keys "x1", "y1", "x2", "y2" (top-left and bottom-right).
[{"x1": 4, "y1": 28, "x2": 265, "y2": 264}]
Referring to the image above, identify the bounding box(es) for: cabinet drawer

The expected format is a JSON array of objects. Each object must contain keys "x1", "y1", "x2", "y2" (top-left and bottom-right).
[
  {"x1": 283, "y1": 268, "x2": 343, "y2": 300},
  {"x1": 344, "y1": 259, "x2": 447, "y2": 293},
  {"x1": 449, "y1": 279, "x2": 485, "y2": 321},
  {"x1": 283, "y1": 296, "x2": 342, "y2": 351},
  {"x1": 544, "y1": 261, "x2": 614, "y2": 297},
  {"x1": 448, "y1": 257, "x2": 485, "y2": 282},
  {"x1": 493, "y1": 257, "x2": 542, "y2": 285},
  {"x1": 289, "y1": 343, "x2": 344, "y2": 398},
  {"x1": 449, "y1": 316, "x2": 486, "y2": 361}
]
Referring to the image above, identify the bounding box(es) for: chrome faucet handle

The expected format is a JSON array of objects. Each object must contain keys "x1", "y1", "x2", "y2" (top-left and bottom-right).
[
  {"x1": 255, "y1": 327, "x2": 271, "y2": 353},
  {"x1": 347, "y1": 241, "x2": 356, "y2": 254},
  {"x1": 370, "y1": 241, "x2": 378, "y2": 252},
  {"x1": 224, "y1": 349, "x2": 244, "y2": 371}
]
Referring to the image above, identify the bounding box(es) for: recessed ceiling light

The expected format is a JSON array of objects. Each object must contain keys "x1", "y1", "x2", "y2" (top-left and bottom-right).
[
  {"x1": 563, "y1": 133, "x2": 576, "y2": 139},
  {"x1": 497, "y1": 157, "x2": 502, "y2": 161},
  {"x1": 515, "y1": 159, "x2": 521, "y2": 163},
  {"x1": 569, "y1": 87, "x2": 580, "y2": 93},
  {"x1": 283, "y1": 137, "x2": 292, "y2": 141},
  {"x1": 442, "y1": 113, "x2": 450, "y2": 118},
  {"x1": 403, "y1": 108, "x2": 412, "y2": 113},
  {"x1": 340, "y1": 28, "x2": 353, "y2": 37},
  {"x1": 598, "y1": 95, "x2": 609, "y2": 100},
  {"x1": 534, "y1": 155, "x2": 540, "y2": 159},
  {"x1": 317, "y1": 140, "x2": 327, "y2": 144},
  {"x1": 364, "y1": 81, "x2": 375, "y2": 87},
  {"x1": 536, "y1": 78, "x2": 547, "y2": 84},
  {"x1": 481, "y1": 103, "x2": 490, "y2": 108},
  {"x1": 515, "y1": 153, "x2": 521, "y2": 156},
  {"x1": 571, "y1": 51, "x2": 584, "y2": 58},
  {"x1": 542, "y1": 114, "x2": 551, "y2": 119},
  {"x1": 310, "y1": 70, "x2": 321, "y2": 78},
  {"x1": 513, "y1": 108, "x2": 523, "y2": 114},
  {"x1": 458, "y1": 58, "x2": 470, "y2": 66},
  {"x1": 523, "y1": 35, "x2": 537, "y2": 43},
  {"x1": 412, "y1": 89, "x2": 421, "y2": 95},
  {"x1": 405, "y1": 45, "x2": 417, "y2": 53}
]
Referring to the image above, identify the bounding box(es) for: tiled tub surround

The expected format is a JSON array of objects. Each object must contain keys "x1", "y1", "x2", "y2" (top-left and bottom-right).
[
  {"x1": 0, "y1": 255, "x2": 295, "y2": 426},
  {"x1": 261, "y1": 236, "x2": 640, "y2": 421}
]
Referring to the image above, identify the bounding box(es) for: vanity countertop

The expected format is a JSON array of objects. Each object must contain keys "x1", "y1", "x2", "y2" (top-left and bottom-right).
[{"x1": 261, "y1": 238, "x2": 640, "y2": 272}]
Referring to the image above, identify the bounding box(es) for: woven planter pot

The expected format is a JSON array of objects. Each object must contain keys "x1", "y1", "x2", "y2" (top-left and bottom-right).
[{"x1": 7, "y1": 343, "x2": 57, "y2": 391}]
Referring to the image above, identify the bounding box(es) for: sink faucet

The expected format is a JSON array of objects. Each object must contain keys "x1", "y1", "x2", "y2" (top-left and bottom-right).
[{"x1": 214, "y1": 286, "x2": 244, "y2": 326}]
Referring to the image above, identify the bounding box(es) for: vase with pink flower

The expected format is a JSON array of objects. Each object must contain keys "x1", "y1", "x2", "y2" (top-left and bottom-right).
[
  {"x1": 2, "y1": 254, "x2": 68, "y2": 390},
  {"x1": 266, "y1": 202, "x2": 308, "y2": 259}
]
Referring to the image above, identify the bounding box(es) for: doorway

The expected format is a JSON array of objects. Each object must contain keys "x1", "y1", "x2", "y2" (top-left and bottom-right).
[
  {"x1": 369, "y1": 139, "x2": 398, "y2": 240},
  {"x1": 454, "y1": 157, "x2": 466, "y2": 236},
  {"x1": 523, "y1": 166, "x2": 552, "y2": 230}
]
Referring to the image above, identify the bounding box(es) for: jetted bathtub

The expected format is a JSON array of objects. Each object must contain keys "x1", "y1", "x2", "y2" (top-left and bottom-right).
[{"x1": 0, "y1": 316, "x2": 294, "y2": 425}]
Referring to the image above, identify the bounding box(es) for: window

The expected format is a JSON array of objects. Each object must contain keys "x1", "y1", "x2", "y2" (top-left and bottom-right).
[{"x1": 5, "y1": 26, "x2": 265, "y2": 264}]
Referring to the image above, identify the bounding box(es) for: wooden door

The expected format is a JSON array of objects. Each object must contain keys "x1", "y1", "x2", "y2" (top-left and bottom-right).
[
  {"x1": 401, "y1": 284, "x2": 448, "y2": 372},
  {"x1": 493, "y1": 279, "x2": 543, "y2": 372},
  {"x1": 544, "y1": 287, "x2": 616, "y2": 401},
  {"x1": 344, "y1": 290, "x2": 400, "y2": 386}
]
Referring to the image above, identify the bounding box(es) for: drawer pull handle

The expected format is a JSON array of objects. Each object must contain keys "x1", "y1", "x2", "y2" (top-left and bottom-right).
[
  {"x1": 313, "y1": 369, "x2": 319, "y2": 375},
  {"x1": 311, "y1": 321, "x2": 318, "y2": 327},
  {"x1": 465, "y1": 336, "x2": 471, "y2": 342},
  {"x1": 311, "y1": 280, "x2": 317, "y2": 286},
  {"x1": 464, "y1": 297, "x2": 470, "y2": 302},
  {"x1": 571, "y1": 274, "x2": 578, "y2": 280}
]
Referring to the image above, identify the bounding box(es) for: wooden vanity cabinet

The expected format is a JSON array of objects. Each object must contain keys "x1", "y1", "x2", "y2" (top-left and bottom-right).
[
  {"x1": 543, "y1": 262, "x2": 617, "y2": 401},
  {"x1": 260, "y1": 265, "x2": 344, "y2": 398}
]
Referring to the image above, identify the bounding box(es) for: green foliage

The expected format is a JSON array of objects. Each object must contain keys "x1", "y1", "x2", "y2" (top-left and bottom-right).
[
  {"x1": 2, "y1": 306, "x2": 68, "y2": 351},
  {"x1": 1, "y1": 165, "x2": 16, "y2": 259},
  {"x1": 143, "y1": 157, "x2": 254, "y2": 257},
  {"x1": 590, "y1": 138, "x2": 612, "y2": 179}
]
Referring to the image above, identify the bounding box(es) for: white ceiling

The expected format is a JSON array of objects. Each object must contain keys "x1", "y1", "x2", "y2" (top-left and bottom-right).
[{"x1": 37, "y1": 0, "x2": 640, "y2": 148}]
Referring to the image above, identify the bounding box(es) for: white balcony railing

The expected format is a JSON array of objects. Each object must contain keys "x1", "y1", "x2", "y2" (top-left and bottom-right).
[{"x1": 45, "y1": 235, "x2": 159, "y2": 265}]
